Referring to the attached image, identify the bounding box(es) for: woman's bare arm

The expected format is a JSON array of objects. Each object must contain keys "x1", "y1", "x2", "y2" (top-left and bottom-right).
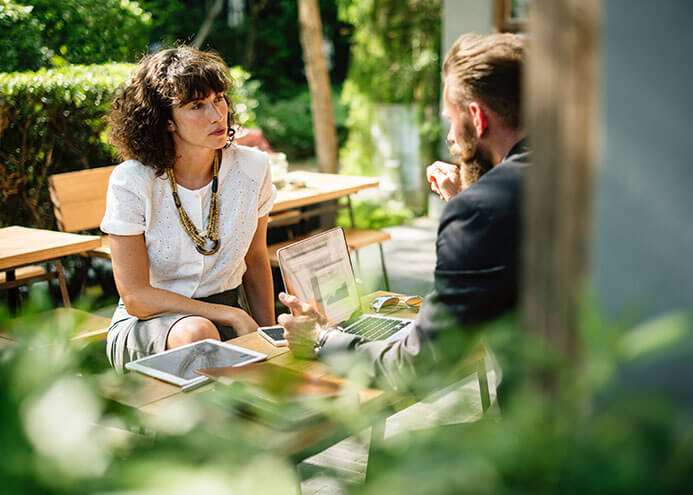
[
  {"x1": 109, "y1": 234, "x2": 259, "y2": 335},
  {"x1": 241, "y1": 213, "x2": 275, "y2": 326}
]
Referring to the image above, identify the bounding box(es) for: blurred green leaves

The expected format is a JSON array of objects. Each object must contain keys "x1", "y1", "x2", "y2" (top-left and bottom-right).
[{"x1": 2, "y1": 290, "x2": 693, "y2": 492}]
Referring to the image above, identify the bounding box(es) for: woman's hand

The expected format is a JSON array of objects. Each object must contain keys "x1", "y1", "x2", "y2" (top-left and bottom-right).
[{"x1": 221, "y1": 307, "x2": 259, "y2": 336}]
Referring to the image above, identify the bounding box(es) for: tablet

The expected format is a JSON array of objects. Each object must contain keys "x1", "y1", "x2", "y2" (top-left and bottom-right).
[{"x1": 125, "y1": 339, "x2": 266, "y2": 390}]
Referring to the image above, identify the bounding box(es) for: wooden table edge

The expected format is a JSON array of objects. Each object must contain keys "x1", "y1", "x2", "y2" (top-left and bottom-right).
[{"x1": 0, "y1": 237, "x2": 102, "y2": 271}]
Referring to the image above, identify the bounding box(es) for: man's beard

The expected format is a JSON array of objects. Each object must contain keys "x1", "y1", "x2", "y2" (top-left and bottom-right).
[
  {"x1": 459, "y1": 151, "x2": 494, "y2": 189},
  {"x1": 449, "y1": 124, "x2": 494, "y2": 190}
]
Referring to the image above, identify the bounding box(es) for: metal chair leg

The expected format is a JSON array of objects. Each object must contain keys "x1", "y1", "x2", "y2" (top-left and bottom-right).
[
  {"x1": 378, "y1": 243, "x2": 390, "y2": 291},
  {"x1": 354, "y1": 249, "x2": 362, "y2": 278}
]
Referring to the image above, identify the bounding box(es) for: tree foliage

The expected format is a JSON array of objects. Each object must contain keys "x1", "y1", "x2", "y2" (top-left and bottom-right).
[
  {"x1": 0, "y1": 0, "x2": 49, "y2": 72},
  {"x1": 337, "y1": 0, "x2": 442, "y2": 200},
  {"x1": 140, "y1": 0, "x2": 352, "y2": 99},
  {"x1": 1, "y1": 0, "x2": 151, "y2": 72},
  {"x1": 338, "y1": 0, "x2": 440, "y2": 104}
]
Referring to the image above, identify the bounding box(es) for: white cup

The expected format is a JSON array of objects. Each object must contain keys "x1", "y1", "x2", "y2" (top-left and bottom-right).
[{"x1": 269, "y1": 152, "x2": 288, "y2": 182}]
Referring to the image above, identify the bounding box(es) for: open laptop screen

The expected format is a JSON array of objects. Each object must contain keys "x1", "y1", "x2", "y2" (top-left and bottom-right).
[{"x1": 277, "y1": 227, "x2": 361, "y2": 326}]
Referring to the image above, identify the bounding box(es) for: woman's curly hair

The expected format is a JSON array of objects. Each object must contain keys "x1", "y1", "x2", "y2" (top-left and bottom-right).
[{"x1": 108, "y1": 46, "x2": 236, "y2": 175}]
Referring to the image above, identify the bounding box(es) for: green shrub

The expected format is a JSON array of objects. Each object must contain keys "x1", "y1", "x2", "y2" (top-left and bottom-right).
[
  {"x1": 336, "y1": 198, "x2": 414, "y2": 230},
  {"x1": 0, "y1": 63, "x2": 257, "y2": 229},
  {"x1": 255, "y1": 88, "x2": 348, "y2": 161},
  {"x1": 0, "y1": 64, "x2": 131, "y2": 228}
]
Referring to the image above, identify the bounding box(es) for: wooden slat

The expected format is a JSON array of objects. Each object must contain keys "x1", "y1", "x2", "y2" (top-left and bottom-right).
[
  {"x1": 342, "y1": 228, "x2": 391, "y2": 250},
  {"x1": 267, "y1": 209, "x2": 302, "y2": 228},
  {"x1": 0, "y1": 264, "x2": 46, "y2": 283},
  {"x1": 48, "y1": 166, "x2": 115, "y2": 232},
  {"x1": 53, "y1": 199, "x2": 110, "y2": 233}
]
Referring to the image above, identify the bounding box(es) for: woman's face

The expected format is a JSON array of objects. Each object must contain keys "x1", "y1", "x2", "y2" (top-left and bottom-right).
[{"x1": 168, "y1": 91, "x2": 228, "y2": 154}]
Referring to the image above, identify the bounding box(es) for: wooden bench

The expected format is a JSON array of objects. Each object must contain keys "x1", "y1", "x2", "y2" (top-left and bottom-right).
[
  {"x1": 0, "y1": 264, "x2": 60, "y2": 307},
  {"x1": 0, "y1": 264, "x2": 47, "y2": 284}
]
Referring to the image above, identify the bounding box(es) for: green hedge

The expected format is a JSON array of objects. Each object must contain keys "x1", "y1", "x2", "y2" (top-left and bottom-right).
[{"x1": 0, "y1": 63, "x2": 257, "y2": 229}]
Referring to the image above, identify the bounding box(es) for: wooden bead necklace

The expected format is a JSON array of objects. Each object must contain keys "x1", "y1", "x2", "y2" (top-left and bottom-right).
[{"x1": 166, "y1": 150, "x2": 221, "y2": 255}]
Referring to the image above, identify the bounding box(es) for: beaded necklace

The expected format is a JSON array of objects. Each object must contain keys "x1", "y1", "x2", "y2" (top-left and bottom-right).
[{"x1": 166, "y1": 150, "x2": 220, "y2": 255}]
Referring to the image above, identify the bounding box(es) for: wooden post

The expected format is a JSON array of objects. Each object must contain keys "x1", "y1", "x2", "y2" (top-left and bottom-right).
[
  {"x1": 297, "y1": 0, "x2": 339, "y2": 174},
  {"x1": 521, "y1": 0, "x2": 601, "y2": 365}
]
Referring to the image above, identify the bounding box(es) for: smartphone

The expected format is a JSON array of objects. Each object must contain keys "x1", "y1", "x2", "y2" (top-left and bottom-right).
[{"x1": 257, "y1": 325, "x2": 288, "y2": 347}]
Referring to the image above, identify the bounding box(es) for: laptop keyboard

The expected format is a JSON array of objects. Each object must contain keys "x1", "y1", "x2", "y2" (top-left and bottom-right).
[{"x1": 346, "y1": 316, "x2": 409, "y2": 341}]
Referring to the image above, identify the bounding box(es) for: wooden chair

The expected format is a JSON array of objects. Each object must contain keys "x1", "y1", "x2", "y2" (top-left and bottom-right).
[{"x1": 48, "y1": 165, "x2": 115, "y2": 259}]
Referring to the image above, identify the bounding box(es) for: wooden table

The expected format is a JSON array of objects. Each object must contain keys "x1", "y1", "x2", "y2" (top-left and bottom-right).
[
  {"x1": 0, "y1": 226, "x2": 102, "y2": 309},
  {"x1": 272, "y1": 171, "x2": 379, "y2": 213},
  {"x1": 107, "y1": 291, "x2": 489, "y2": 465}
]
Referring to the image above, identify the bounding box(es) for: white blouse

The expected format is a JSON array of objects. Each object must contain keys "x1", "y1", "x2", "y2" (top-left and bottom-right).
[{"x1": 100, "y1": 144, "x2": 276, "y2": 298}]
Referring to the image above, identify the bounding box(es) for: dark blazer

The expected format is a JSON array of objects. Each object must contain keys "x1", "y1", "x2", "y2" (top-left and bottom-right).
[{"x1": 319, "y1": 139, "x2": 530, "y2": 387}]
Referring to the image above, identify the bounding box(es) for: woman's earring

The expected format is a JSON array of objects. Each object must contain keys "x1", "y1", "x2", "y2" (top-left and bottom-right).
[{"x1": 225, "y1": 127, "x2": 235, "y2": 148}]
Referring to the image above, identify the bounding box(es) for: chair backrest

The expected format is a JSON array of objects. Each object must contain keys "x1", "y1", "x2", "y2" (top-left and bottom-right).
[{"x1": 48, "y1": 166, "x2": 116, "y2": 232}]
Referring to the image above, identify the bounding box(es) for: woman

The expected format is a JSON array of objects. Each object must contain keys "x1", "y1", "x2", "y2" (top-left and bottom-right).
[{"x1": 101, "y1": 46, "x2": 275, "y2": 372}]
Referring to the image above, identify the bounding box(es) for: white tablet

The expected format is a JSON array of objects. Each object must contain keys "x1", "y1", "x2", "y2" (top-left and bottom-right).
[{"x1": 125, "y1": 339, "x2": 267, "y2": 390}]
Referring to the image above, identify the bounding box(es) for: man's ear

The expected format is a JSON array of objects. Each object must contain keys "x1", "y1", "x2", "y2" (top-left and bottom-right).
[{"x1": 468, "y1": 101, "x2": 488, "y2": 137}]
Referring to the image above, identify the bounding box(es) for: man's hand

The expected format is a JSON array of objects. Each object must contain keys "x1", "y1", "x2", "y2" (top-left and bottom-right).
[
  {"x1": 277, "y1": 292, "x2": 327, "y2": 359},
  {"x1": 426, "y1": 161, "x2": 462, "y2": 201}
]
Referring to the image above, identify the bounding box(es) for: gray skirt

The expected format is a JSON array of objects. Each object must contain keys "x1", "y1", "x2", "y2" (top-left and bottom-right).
[{"x1": 106, "y1": 287, "x2": 247, "y2": 373}]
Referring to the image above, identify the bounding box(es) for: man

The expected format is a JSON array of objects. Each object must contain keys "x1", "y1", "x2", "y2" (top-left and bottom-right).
[{"x1": 278, "y1": 33, "x2": 529, "y2": 388}]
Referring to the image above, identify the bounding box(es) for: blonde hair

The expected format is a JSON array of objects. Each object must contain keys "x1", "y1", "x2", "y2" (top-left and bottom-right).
[{"x1": 443, "y1": 33, "x2": 524, "y2": 128}]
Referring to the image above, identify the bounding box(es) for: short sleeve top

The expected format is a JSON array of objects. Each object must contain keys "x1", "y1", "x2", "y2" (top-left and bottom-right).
[{"x1": 100, "y1": 144, "x2": 276, "y2": 298}]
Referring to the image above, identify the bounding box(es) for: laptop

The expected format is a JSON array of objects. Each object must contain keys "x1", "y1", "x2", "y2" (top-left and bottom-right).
[{"x1": 277, "y1": 227, "x2": 414, "y2": 343}]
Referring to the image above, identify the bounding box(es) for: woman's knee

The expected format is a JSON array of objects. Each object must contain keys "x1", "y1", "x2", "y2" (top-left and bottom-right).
[{"x1": 166, "y1": 316, "x2": 220, "y2": 349}]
